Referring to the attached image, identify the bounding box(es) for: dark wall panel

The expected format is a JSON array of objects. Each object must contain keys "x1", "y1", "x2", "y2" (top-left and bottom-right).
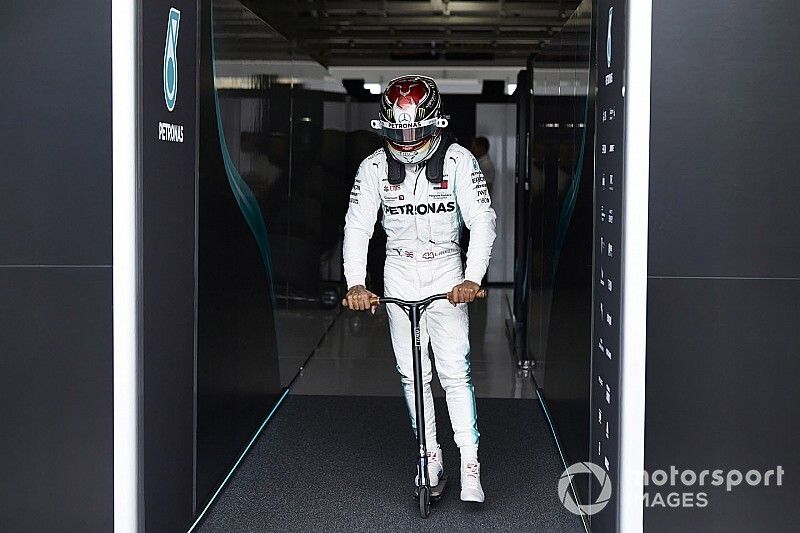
[
  {"x1": 0, "y1": 2, "x2": 112, "y2": 266},
  {"x1": 526, "y1": 95, "x2": 560, "y2": 376},
  {"x1": 441, "y1": 95, "x2": 478, "y2": 146},
  {"x1": 646, "y1": 1, "x2": 800, "y2": 530},
  {"x1": 648, "y1": 2, "x2": 800, "y2": 278},
  {"x1": 0, "y1": 1, "x2": 113, "y2": 531},
  {"x1": 0, "y1": 269, "x2": 113, "y2": 533},
  {"x1": 139, "y1": 1, "x2": 199, "y2": 531},
  {"x1": 589, "y1": 1, "x2": 624, "y2": 529},
  {"x1": 645, "y1": 279, "x2": 800, "y2": 532},
  {"x1": 511, "y1": 68, "x2": 530, "y2": 359}
]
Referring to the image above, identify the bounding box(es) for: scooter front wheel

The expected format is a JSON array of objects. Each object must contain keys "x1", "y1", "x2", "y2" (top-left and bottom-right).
[{"x1": 418, "y1": 485, "x2": 431, "y2": 518}]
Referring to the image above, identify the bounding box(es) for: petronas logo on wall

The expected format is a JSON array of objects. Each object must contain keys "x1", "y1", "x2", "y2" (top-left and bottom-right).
[
  {"x1": 163, "y1": 8, "x2": 181, "y2": 112},
  {"x1": 606, "y1": 7, "x2": 613, "y2": 68}
]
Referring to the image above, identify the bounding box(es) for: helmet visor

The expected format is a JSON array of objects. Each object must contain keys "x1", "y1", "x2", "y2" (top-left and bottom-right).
[{"x1": 377, "y1": 117, "x2": 438, "y2": 144}]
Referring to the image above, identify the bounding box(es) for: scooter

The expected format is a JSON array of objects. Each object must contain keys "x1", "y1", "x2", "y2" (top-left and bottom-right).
[{"x1": 365, "y1": 288, "x2": 486, "y2": 518}]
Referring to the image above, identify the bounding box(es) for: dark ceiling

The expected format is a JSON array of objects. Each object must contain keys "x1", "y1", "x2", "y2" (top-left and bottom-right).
[{"x1": 214, "y1": 0, "x2": 582, "y2": 66}]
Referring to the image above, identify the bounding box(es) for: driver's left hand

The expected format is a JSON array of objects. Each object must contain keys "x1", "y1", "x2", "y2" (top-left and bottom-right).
[{"x1": 448, "y1": 280, "x2": 481, "y2": 305}]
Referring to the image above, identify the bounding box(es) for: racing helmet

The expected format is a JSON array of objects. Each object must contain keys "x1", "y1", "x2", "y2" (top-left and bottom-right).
[{"x1": 371, "y1": 75, "x2": 449, "y2": 164}]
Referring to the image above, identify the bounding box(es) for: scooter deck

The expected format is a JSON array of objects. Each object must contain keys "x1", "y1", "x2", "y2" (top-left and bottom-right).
[{"x1": 413, "y1": 474, "x2": 448, "y2": 502}]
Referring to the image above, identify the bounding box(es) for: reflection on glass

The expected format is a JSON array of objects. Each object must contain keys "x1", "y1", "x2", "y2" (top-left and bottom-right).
[
  {"x1": 213, "y1": 0, "x2": 382, "y2": 384},
  {"x1": 525, "y1": 0, "x2": 594, "y2": 513}
]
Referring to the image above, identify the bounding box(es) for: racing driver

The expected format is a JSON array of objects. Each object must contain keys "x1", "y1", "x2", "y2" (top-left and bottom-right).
[{"x1": 342, "y1": 75, "x2": 496, "y2": 503}]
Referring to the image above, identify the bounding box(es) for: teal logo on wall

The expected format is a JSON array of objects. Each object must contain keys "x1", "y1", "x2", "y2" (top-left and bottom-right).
[
  {"x1": 606, "y1": 7, "x2": 613, "y2": 68},
  {"x1": 163, "y1": 7, "x2": 181, "y2": 112}
]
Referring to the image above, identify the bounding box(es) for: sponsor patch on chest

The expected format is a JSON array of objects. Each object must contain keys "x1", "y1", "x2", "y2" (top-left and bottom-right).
[{"x1": 384, "y1": 201, "x2": 455, "y2": 216}]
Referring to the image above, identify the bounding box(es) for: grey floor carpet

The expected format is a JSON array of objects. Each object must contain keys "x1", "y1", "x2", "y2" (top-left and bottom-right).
[{"x1": 197, "y1": 395, "x2": 584, "y2": 533}]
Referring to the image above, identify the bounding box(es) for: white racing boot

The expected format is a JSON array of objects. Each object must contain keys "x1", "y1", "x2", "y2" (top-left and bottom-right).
[
  {"x1": 415, "y1": 444, "x2": 444, "y2": 487},
  {"x1": 460, "y1": 460, "x2": 485, "y2": 502}
]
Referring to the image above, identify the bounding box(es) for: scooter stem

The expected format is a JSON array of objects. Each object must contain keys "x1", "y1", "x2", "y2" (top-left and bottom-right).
[
  {"x1": 357, "y1": 288, "x2": 485, "y2": 493},
  {"x1": 409, "y1": 304, "x2": 430, "y2": 489}
]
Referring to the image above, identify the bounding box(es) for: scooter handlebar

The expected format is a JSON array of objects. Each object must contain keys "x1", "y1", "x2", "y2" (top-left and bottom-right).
[{"x1": 364, "y1": 288, "x2": 486, "y2": 307}]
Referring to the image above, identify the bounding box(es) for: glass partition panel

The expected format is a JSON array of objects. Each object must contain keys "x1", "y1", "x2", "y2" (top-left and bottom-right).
[{"x1": 212, "y1": 0, "x2": 348, "y2": 385}]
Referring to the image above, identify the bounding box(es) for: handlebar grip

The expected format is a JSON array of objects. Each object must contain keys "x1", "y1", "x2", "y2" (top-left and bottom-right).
[
  {"x1": 444, "y1": 288, "x2": 487, "y2": 300},
  {"x1": 341, "y1": 295, "x2": 381, "y2": 307}
]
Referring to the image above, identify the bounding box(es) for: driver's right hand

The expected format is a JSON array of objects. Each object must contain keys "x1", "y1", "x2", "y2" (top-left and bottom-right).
[{"x1": 342, "y1": 285, "x2": 378, "y2": 312}]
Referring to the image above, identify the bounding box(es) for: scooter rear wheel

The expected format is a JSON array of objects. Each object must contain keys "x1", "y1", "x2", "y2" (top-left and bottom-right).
[{"x1": 418, "y1": 485, "x2": 431, "y2": 518}]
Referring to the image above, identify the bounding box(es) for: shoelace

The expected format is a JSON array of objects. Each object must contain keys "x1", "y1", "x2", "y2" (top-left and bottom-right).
[
  {"x1": 417, "y1": 450, "x2": 440, "y2": 483},
  {"x1": 464, "y1": 463, "x2": 480, "y2": 481}
]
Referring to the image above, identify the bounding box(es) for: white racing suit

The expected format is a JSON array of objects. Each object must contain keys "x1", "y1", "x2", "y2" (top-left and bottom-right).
[{"x1": 343, "y1": 142, "x2": 496, "y2": 452}]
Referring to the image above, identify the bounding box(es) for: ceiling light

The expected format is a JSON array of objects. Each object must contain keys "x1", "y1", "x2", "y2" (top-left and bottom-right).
[{"x1": 363, "y1": 83, "x2": 381, "y2": 95}]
